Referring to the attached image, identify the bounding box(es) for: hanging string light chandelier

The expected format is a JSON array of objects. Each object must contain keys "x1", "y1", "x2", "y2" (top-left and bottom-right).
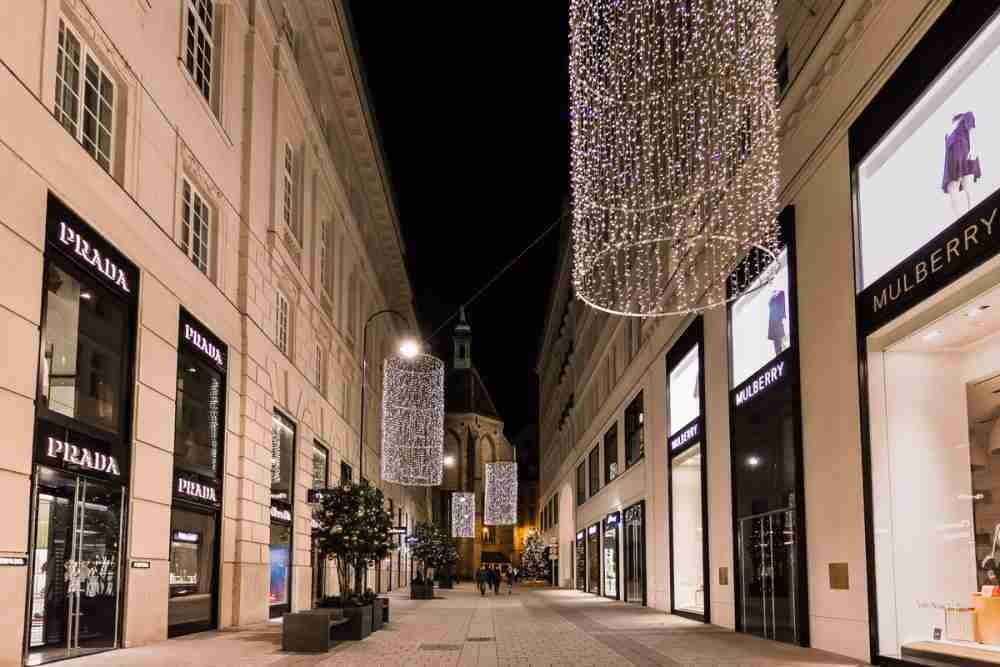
[
  {"x1": 484, "y1": 461, "x2": 517, "y2": 526},
  {"x1": 451, "y1": 491, "x2": 475, "y2": 538},
  {"x1": 380, "y1": 353, "x2": 445, "y2": 486},
  {"x1": 570, "y1": 0, "x2": 781, "y2": 317}
]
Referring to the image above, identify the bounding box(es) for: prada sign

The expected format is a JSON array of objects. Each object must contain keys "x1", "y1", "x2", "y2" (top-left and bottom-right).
[
  {"x1": 174, "y1": 472, "x2": 221, "y2": 508},
  {"x1": 180, "y1": 309, "x2": 226, "y2": 370},
  {"x1": 270, "y1": 501, "x2": 292, "y2": 524},
  {"x1": 858, "y1": 192, "x2": 1000, "y2": 334},
  {"x1": 46, "y1": 194, "x2": 138, "y2": 299},
  {"x1": 733, "y1": 356, "x2": 787, "y2": 408},
  {"x1": 46, "y1": 436, "x2": 121, "y2": 476},
  {"x1": 669, "y1": 418, "x2": 701, "y2": 451}
]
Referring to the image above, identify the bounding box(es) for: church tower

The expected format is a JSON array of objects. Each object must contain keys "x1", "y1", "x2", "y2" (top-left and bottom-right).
[{"x1": 453, "y1": 307, "x2": 472, "y2": 369}]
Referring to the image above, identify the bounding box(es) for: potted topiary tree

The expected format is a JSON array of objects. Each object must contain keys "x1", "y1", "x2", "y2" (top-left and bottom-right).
[
  {"x1": 437, "y1": 538, "x2": 460, "y2": 589},
  {"x1": 409, "y1": 522, "x2": 450, "y2": 599},
  {"x1": 313, "y1": 479, "x2": 393, "y2": 639}
]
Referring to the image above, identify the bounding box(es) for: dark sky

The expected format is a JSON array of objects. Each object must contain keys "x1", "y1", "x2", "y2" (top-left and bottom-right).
[{"x1": 347, "y1": 4, "x2": 570, "y2": 443}]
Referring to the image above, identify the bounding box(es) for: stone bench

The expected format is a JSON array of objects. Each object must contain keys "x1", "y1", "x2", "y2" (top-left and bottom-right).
[{"x1": 281, "y1": 609, "x2": 351, "y2": 652}]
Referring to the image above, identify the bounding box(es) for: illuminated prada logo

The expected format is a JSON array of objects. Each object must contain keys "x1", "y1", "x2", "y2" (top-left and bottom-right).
[
  {"x1": 177, "y1": 477, "x2": 218, "y2": 503},
  {"x1": 183, "y1": 324, "x2": 224, "y2": 368},
  {"x1": 270, "y1": 505, "x2": 292, "y2": 522},
  {"x1": 58, "y1": 221, "x2": 130, "y2": 293},
  {"x1": 46, "y1": 437, "x2": 120, "y2": 476}
]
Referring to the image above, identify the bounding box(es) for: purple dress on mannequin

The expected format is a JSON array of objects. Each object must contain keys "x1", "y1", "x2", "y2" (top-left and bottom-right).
[{"x1": 941, "y1": 111, "x2": 981, "y2": 192}]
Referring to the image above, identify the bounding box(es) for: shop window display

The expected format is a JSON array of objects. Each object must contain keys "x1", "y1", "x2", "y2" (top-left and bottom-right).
[
  {"x1": 168, "y1": 510, "x2": 216, "y2": 631},
  {"x1": 669, "y1": 346, "x2": 700, "y2": 437},
  {"x1": 269, "y1": 523, "x2": 291, "y2": 607},
  {"x1": 730, "y1": 249, "x2": 791, "y2": 387},
  {"x1": 174, "y1": 347, "x2": 223, "y2": 475},
  {"x1": 856, "y1": 12, "x2": 1000, "y2": 289},
  {"x1": 671, "y1": 445, "x2": 705, "y2": 615}
]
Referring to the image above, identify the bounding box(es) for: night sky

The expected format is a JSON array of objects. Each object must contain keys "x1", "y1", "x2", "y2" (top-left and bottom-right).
[{"x1": 347, "y1": 3, "x2": 570, "y2": 444}]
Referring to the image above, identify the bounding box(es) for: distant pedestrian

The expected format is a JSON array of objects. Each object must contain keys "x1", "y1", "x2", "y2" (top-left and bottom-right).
[
  {"x1": 491, "y1": 569, "x2": 500, "y2": 595},
  {"x1": 476, "y1": 567, "x2": 487, "y2": 596},
  {"x1": 506, "y1": 569, "x2": 514, "y2": 595}
]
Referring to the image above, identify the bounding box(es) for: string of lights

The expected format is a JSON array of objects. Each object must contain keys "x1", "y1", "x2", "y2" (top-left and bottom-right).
[
  {"x1": 484, "y1": 461, "x2": 518, "y2": 526},
  {"x1": 569, "y1": 0, "x2": 781, "y2": 317},
  {"x1": 451, "y1": 491, "x2": 475, "y2": 538},
  {"x1": 380, "y1": 353, "x2": 445, "y2": 486}
]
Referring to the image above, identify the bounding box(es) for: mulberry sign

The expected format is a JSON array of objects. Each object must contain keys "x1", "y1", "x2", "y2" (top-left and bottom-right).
[
  {"x1": 858, "y1": 192, "x2": 1000, "y2": 334},
  {"x1": 669, "y1": 419, "x2": 701, "y2": 451},
  {"x1": 46, "y1": 437, "x2": 121, "y2": 476},
  {"x1": 734, "y1": 358, "x2": 786, "y2": 408}
]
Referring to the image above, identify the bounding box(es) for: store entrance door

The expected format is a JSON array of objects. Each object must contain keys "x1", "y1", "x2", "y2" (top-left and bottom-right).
[
  {"x1": 737, "y1": 508, "x2": 799, "y2": 645},
  {"x1": 27, "y1": 467, "x2": 124, "y2": 665}
]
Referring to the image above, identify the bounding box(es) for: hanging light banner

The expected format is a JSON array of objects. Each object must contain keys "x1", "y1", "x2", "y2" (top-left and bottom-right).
[
  {"x1": 484, "y1": 461, "x2": 517, "y2": 526},
  {"x1": 380, "y1": 354, "x2": 445, "y2": 486},
  {"x1": 451, "y1": 491, "x2": 475, "y2": 538}
]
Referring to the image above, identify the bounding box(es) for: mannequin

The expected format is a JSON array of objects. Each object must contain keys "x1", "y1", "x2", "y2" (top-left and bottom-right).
[
  {"x1": 767, "y1": 286, "x2": 787, "y2": 356},
  {"x1": 943, "y1": 111, "x2": 981, "y2": 215}
]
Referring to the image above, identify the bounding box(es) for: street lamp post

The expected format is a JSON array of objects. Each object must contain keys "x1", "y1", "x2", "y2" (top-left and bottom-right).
[{"x1": 358, "y1": 308, "x2": 418, "y2": 481}]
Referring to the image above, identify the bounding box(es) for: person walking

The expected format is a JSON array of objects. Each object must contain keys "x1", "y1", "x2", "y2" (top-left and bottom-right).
[
  {"x1": 476, "y1": 567, "x2": 487, "y2": 596},
  {"x1": 506, "y1": 568, "x2": 514, "y2": 595},
  {"x1": 491, "y1": 568, "x2": 500, "y2": 595}
]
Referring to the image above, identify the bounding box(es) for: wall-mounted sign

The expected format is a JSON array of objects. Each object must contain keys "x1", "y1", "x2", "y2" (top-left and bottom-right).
[
  {"x1": 270, "y1": 504, "x2": 292, "y2": 523},
  {"x1": 46, "y1": 193, "x2": 138, "y2": 297},
  {"x1": 588, "y1": 525, "x2": 598, "y2": 536},
  {"x1": 405, "y1": 536, "x2": 418, "y2": 545},
  {"x1": 733, "y1": 356, "x2": 787, "y2": 408},
  {"x1": 576, "y1": 530, "x2": 585, "y2": 540},
  {"x1": 389, "y1": 526, "x2": 407, "y2": 535},
  {"x1": 0, "y1": 556, "x2": 27, "y2": 566},
  {"x1": 131, "y1": 561, "x2": 151, "y2": 569},
  {"x1": 605, "y1": 511, "x2": 621, "y2": 526},
  {"x1": 668, "y1": 418, "x2": 701, "y2": 451},
  {"x1": 180, "y1": 309, "x2": 226, "y2": 370},
  {"x1": 45, "y1": 436, "x2": 120, "y2": 476},
  {"x1": 172, "y1": 530, "x2": 200, "y2": 544},
  {"x1": 175, "y1": 472, "x2": 220, "y2": 507}
]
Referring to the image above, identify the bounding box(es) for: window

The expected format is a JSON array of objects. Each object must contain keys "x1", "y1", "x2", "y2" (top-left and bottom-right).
[
  {"x1": 169, "y1": 508, "x2": 217, "y2": 631},
  {"x1": 181, "y1": 179, "x2": 211, "y2": 275},
  {"x1": 625, "y1": 392, "x2": 644, "y2": 466},
  {"x1": 282, "y1": 143, "x2": 298, "y2": 240},
  {"x1": 314, "y1": 343, "x2": 324, "y2": 390},
  {"x1": 588, "y1": 446, "x2": 600, "y2": 496},
  {"x1": 604, "y1": 423, "x2": 618, "y2": 484},
  {"x1": 40, "y1": 262, "x2": 128, "y2": 435},
  {"x1": 184, "y1": 0, "x2": 214, "y2": 103},
  {"x1": 669, "y1": 346, "x2": 700, "y2": 433},
  {"x1": 270, "y1": 412, "x2": 294, "y2": 502},
  {"x1": 340, "y1": 461, "x2": 352, "y2": 485},
  {"x1": 576, "y1": 461, "x2": 586, "y2": 506},
  {"x1": 275, "y1": 291, "x2": 289, "y2": 355},
  {"x1": 729, "y1": 249, "x2": 791, "y2": 386},
  {"x1": 175, "y1": 346, "x2": 224, "y2": 475},
  {"x1": 482, "y1": 526, "x2": 496, "y2": 545},
  {"x1": 55, "y1": 18, "x2": 115, "y2": 172},
  {"x1": 311, "y1": 442, "x2": 328, "y2": 489},
  {"x1": 319, "y1": 219, "x2": 332, "y2": 293}
]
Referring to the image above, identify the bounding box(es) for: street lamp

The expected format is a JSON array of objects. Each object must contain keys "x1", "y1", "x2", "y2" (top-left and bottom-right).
[{"x1": 358, "y1": 309, "x2": 418, "y2": 480}]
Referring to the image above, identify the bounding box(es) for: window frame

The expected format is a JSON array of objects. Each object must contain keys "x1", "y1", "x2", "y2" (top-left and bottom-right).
[
  {"x1": 588, "y1": 446, "x2": 600, "y2": 496},
  {"x1": 624, "y1": 391, "x2": 645, "y2": 468},
  {"x1": 275, "y1": 290, "x2": 290, "y2": 355},
  {"x1": 576, "y1": 461, "x2": 587, "y2": 506},
  {"x1": 603, "y1": 422, "x2": 618, "y2": 484},
  {"x1": 282, "y1": 142, "x2": 300, "y2": 242},
  {"x1": 311, "y1": 441, "x2": 329, "y2": 490},
  {"x1": 180, "y1": 177, "x2": 212, "y2": 276},
  {"x1": 183, "y1": 0, "x2": 216, "y2": 107},
  {"x1": 55, "y1": 17, "x2": 116, "y2": 173}
]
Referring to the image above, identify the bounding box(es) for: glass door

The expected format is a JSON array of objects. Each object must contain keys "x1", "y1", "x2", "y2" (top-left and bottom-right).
[
  {"x1": 624, "y1": 503, "x2": 645, "y2": 604},
  {"x1": 28, "y1": 468, "x2": 124, "y2": 665},
  {"x1": 738, "y1": 508, "x2": 799, "y2": 644},
  {"x1": 587, "y1": 528, "x2": 600, "y2": 594}
]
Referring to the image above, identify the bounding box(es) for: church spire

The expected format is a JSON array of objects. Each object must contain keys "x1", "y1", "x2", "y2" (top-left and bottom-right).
[{"x1": 454, "y1": 307, "x2": 471, "y2": 369}]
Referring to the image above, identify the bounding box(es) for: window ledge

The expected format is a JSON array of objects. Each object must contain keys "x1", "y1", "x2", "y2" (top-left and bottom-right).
[{"x1": 176, "y1": 58, "x2": 233, "y2": 148}]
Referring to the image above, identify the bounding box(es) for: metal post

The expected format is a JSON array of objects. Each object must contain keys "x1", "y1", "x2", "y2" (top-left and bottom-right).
[{"x1": 358, "y1": 308, "x2": 411, "y2": 481}]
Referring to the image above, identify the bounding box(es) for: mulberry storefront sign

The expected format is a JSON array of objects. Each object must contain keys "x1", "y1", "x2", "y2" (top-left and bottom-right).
[
  {"x1": 45, "y1": 436, "x2": 121, "y2": 476},
  {"x1": 669, "y1": 418, "x2": 701, "y2": 451},
  {"x1": 858, "y1": 192, "x2": 1000, "y2": 334},
  {"x1": 46, "y1": 193, "x2": 139, "y2": 299},
  {"x1": 734, "y1": 357, "x2": 787, "y2": 408}
]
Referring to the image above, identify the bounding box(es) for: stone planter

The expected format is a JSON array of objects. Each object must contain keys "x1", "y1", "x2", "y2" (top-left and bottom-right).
[
  {"x1": 329, "y1": 604, "x2": 372, "y2": 641},
  {"x1": 410, "y1": 582, "x2": 434, "y2": 599},
  {"x1": 379, "y1": 597, "x2": 390, "y2": 623},
  {"x1": 437, "y1": 577, "x2": 453, "y2": 589},
  {"x1": 370, "y1": 601, "x2": 383, "y2": 631}
]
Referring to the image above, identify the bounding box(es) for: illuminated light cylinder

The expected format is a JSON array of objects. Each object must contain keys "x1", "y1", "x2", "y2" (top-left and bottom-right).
[
  {"x1": 569, "y1": 0, "x2": 781, "y2": 317},
  {"x1": 452, "y1": 492, "x2": 475, "y2": 538},
  {"x1": 380, "y1": 353, "x2": 445, "y2": 486},
  {"x1": 484, "y1": 461, "x2": 517, "y2": 526}
]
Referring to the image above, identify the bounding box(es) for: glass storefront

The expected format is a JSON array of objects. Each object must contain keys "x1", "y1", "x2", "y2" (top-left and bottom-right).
[
  {"x1": 575, "y1": 530, "x2": 586, "y2": 591},
  {"x1": 623, "y1": 501, "x2": 645, "y2": 604},
  {"x1": 587, "y1": 523, "x2": 600, "y2": 594},
  {"x1": 269, "y1": 412, "x2": 295, "y2": 617},
  {"x1": 27, "y1": 195, "x2": 138, "y2": 665},
  {"x1": 603, "y1": 513, "x2": 620, "y2": 599},
  {"x1": 169, "y1": 309, "x2": 225, "y2": 637},
  {"x1": 667, "y1": 319, "x2": 708, "y2": 621},
  {"x1": 311, "y1": 442, "x2": 329, "y2": 606}
]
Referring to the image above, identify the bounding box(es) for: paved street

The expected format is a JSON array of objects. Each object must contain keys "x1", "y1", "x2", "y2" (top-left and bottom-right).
[{"x1": 66, "y1": 584, "x2": 863, "y2": 666}]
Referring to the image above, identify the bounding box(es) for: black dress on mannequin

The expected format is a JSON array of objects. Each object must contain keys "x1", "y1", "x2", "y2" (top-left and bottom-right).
[{"x1": 768, "y1": 290, "x2": 787, "y2": 355}]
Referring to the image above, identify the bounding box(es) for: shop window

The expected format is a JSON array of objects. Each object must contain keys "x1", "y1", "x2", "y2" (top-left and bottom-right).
[
  {"x1": 730, "y1": 248, "x2": 791, "y2": 386},
  {"x1": 40, "y1": 262, "x2": 127, "y2": 435},
  {"x1": 269, "y1": 523, "x2": 291, "y2": 607},
  {"x1": 340, "y1": 461, "x2": 352, "y2": 485},
  {"x1": 855, "y1": 11, "x2": 1000, "y2": 289},
  {"x1": 174, "y1": 346, "x2": 223, "y2": 475},
  {"x1": 588, "y1": 446, "x2": 600, "y2": 496},
  {"x1": 181, "y1": 178, "x2": 212, "y2": 276},
  {"x1": 270, "y1": 412, "x2": 294, "y2": 503},
  {"x1": 604, "y1": 423, "x2": 618, "y2": 483},
  {"x1": 168, "y1": 508, "x2": 217, "y2": 633},
  {"x1": 670, "y1": 444, "x2": 705, "y2": 616},
  {"x1": 669, "y1": 346, "x2": 700, "y2": 431},
  {"x1": 311, "y1": 442, "x2": 328, "y2": 489},
  {"x1": 576, "y1": 461, "x2": 586, "y2": 506},
  {"x1": 184, "y1": 0, "x2": 215, "y2": 106},
  {"x1": 55, "y1": 18, "x2": 115, "y2": 173},
  {"x1": 275, "y1": 290, "x2": 290, "y2": 355},
  {"x1": 625, "y1": 392, "x2": 644, "y2": 466}
]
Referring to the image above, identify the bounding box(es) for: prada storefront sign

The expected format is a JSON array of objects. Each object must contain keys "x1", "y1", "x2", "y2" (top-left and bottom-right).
[
  {"x1": 180, "y1": 308, "x2": 226, "y2": 371},
  {"x1": 34, "y1": 422, "x2": 127, "y2": 480},
  {"x1": 669, "y1": 417, "x2": 701, "y2": 451},
  {"x1": 270, "y1": 501, "x2": 292, "y2": 524},
  {"x1": 174, "y1": 471, "x2": 220, "y2": 508},
  {"x1": 733, "y1": 353, "x2": 789, "y2": 409},
  {"x1": 46, "y1": 193, "x2": 139, "y2": 298},
  {"x1": 858, "y1": 191, "x2": 1000, "y2": 334}
]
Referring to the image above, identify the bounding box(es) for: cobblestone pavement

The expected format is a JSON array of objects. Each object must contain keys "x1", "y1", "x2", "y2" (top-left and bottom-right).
[{"x1": 65, "y1": 584, "x2": 866, "y2": 666}]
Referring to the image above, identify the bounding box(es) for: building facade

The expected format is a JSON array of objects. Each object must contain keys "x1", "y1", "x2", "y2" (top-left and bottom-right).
[
  {"x1": 538, "y1": 1, "x2": 1000, "y2": 665},
  {"x1": 0, "y1": 1, "x2": 429, "y2": 665}
]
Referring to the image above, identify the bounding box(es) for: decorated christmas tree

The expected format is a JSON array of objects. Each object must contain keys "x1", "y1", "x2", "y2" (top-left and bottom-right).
[{"x1": 520, "y1": 531, "x2": 550, "y2": 580}]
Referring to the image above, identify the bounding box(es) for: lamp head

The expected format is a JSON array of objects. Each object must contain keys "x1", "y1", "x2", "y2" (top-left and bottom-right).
[{"x1": 398, "y1": 339, "x2": 420, "y2": 359}]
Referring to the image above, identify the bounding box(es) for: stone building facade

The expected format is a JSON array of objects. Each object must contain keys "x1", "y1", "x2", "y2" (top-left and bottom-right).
[{"x1": 0, "y1": 1, "x2": 428, "y2": 665}]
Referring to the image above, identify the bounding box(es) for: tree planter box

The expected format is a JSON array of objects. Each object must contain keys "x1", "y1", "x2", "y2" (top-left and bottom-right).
[
  {"x1": 282, "y1": 609, "x2": 350, "y2": 652},
  {"x1": 410, "y1": 582, "x2": 434, "y2": 599},
  {"x1": 329, "y1": 604, "x2": 373, "y2": 641},
  {"x1": 370, "y1": 601, "x2": 383, "y2": 631},
  {"x1": 437, "y1": 577, "x2": 453, "y2": 589},
  {"x1": 378, "y1": 597, "x2": 390, "y2": 623}
]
